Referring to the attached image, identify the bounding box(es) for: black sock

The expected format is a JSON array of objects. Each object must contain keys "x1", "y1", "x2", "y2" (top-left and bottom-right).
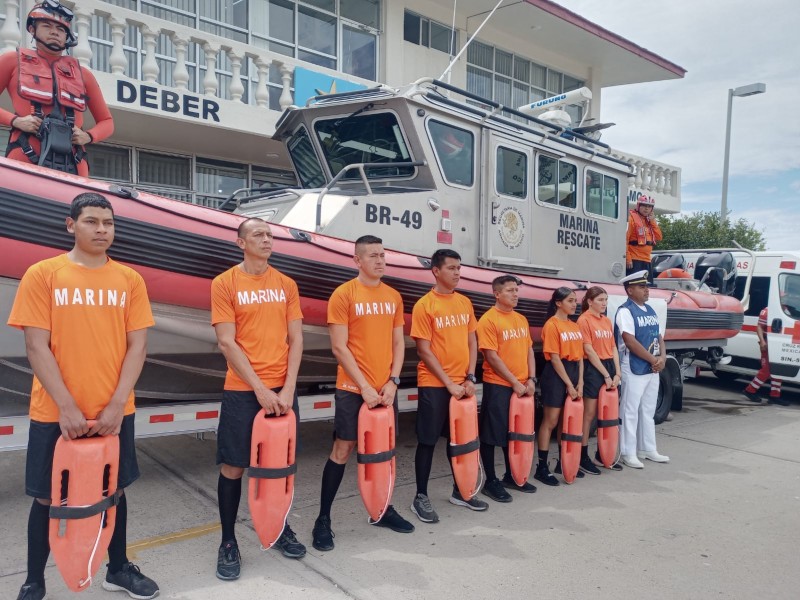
[
  {"x1": 319, "y1": 459, "x2": 346, "y2": 519},
  {"x1": 107, "y1": 493, "x2": 128, "y2": 573},
  {"x1": 501, "y1": 446, "x2": 511, "y2": 480},
  {"x1": 25, "y1": 500, "x2": 50, "y2": 586},
  {"x1": 537, "y1": 449, "x2": 549, "y2": 469},
  {"x1": 581, "y1": 445, "x2": 589, "y2": 461},
  {"x1": 218, "y1": 474, "x2": 242, "y2": 544},
  {"x1": 480, "y1": 443, "x2": 496, "y2": 481},
  {"x1": 414, "y1": 444, "x2": 435, "y2": 496}
]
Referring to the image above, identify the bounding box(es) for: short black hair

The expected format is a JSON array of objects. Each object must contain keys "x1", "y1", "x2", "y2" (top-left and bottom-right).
[
  {"x1": 70, "y1": 193, "x2": 113, "y2": 220},
  {"x1": 492, "y1": 274, "x2": 521, "y2": 292},
  {"x1": 355, "y1": 235, "x2": 382, "y2": 253},
  {"x1": 237, "y1": 217, "x2": 267, "y2": 239},
  {"x1": 431, "y1": 249, "x2": 461, "y2": 270}
]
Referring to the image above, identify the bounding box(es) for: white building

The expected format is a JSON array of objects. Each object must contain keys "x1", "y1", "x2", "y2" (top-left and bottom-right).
[{"x1": 0, "y1": 0, "x2": 682, "y2": 211}]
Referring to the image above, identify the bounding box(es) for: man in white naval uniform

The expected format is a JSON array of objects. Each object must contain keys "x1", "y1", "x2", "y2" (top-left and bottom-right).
[{"x1": 614, "y1": 271, "x2": 670, "y2": 469}]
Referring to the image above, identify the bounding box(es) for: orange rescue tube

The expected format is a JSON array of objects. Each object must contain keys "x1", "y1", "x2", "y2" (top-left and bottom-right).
[
  {"x1": 49, "y1": 424, "x2": 120, "y2": 592},
  {"x1": 508, "y1": 392, "x2": 535, "y2": 486},
  {"x1": 248, "y1": 409, "x2": 297, "y2": 549},
  {"x1": 449, "y1": 395, "x2": 481, "y2": 500},
  {"x1": 559, "y1": 396, "x2": 584, "y2": 484},
  {"x1": 357, "y1": 403, "x2": 396, "y2": 521},
  {"x1": 596, "y1": 386, "x2": 620, "y2": 469}
]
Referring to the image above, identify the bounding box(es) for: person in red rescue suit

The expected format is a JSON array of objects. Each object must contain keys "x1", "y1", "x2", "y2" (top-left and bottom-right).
[
  {"x1": 626, "y1": 195, "x2": 662, "y2": 282},
  {"x1": 743, "y1": 307, "x2": 789, "y2": 406},
  {"x1": 0, "y1": 1, "x2": 113, "y2": 176}
]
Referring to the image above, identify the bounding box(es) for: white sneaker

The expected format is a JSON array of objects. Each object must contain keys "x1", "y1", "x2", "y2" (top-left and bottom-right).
[
  {"x1": 638, "y1": 450, "x2": 670, "y2": 463},
  {"x1": 621, "y1": 455, "x2": 644, "y2": 469}
]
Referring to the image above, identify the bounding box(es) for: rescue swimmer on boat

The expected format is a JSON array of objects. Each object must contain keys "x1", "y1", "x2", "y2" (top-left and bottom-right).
[{"x1": 0, "y1": 0, "x2": 113, "y2": 176}]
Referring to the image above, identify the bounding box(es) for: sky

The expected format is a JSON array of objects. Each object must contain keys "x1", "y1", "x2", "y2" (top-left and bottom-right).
[{"x1": 556, "y1": 0, "x2": 800, "y2": 250}]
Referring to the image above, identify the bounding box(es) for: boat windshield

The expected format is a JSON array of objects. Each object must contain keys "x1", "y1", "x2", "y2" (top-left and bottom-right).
[
  {"x1": 314, "y1": 112, "x2": 414, "y2": 180},
  {"x1": 288, "y1": 126, "x2": 327, "y2": 188}
]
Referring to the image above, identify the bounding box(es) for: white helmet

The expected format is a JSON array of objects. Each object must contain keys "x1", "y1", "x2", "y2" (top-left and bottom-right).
[{"x1": 637, "y1": 195, "x2": 655, "y2": 207}]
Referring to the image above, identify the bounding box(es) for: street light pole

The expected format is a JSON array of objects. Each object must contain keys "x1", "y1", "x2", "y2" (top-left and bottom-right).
[{"x1": 720, "y1": 82, "x2": 766, "y2": 225}]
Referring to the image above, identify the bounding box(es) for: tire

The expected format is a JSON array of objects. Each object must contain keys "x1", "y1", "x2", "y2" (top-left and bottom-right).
[
  {"x1": 655, "y1": 355, "x2": 683, "y2": 423},
  {"x1": 712, "y1": 370, "x2": 741, "y2": 384}
]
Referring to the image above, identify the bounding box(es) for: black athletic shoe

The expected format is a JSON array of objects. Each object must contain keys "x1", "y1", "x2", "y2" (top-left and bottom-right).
[
  {"x1": 554, "y1": 460, "x2": 584, "y2": 478},
  {"x1": 449, "y1": 488, "x2": 489, "y2": 511},
  {"x1": 533, "y1": 464, "x2": 559, "y2": 487},
  {"x1": 743, "y1": 390, "x2": 761, "y2": 403},
  {"x1": 579, "y1": 457, "x2": 602, "y2": 475},
  {"x1": 370, "y1": 505, "x2": 415, "y2": 533},
  {"x1": 595, "y1": 451, "x2": 623, "y2": 471},
  {"x1": 102, "y1": 562, "x2": 160, "y2": 598},
  {"x1": 215, "y1": 540, "x2": 241, "y2": 581},
  {"x1": 768, "y1": 396, "x2": 790, "y2": 407},
  {"x1": 500, "y1": 474, "x2": 537, "y2": 493},
  {"x1": 16, "y1": 582, "x2": 45, "y2": 600},
  {"x1": 312, "y1": 516, "x2": 335, "y2": 551},
  {"x1": 481, "y1": 478, "x2": 513, "y2": 503},
  {"x1": 275, "y1": 524, "x2": 306, "y2": 559}
]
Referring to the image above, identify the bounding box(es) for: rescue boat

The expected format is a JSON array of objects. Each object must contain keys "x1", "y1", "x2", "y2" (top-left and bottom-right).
[{"x1": 0, "y1": 79, "x2": 743, "y2": 414}]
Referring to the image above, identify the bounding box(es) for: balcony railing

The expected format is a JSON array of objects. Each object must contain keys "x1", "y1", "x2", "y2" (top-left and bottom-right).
[
  {"x1": 611, "y1": 150, "x2": 681, "y2": 212},
  {"x1": 0, "y1": 0, "x2": 375, "y2": 111}
]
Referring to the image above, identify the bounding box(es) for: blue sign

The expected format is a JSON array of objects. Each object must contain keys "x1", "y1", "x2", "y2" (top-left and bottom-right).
[{"x1": 293, "y1": 67, "x2": 368, "y2": 106}]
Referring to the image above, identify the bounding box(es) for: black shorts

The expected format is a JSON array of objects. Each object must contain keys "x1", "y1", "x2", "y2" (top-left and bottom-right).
[
  {"x1": 540, "y1": 360, "x2": 581, "y2": 408},
  {"x1": 216, "y1": 389, "x2": 300, "y2": 468},
  {"x1": 26, "y1": 414, "x2": 139, "y2": 499},
  {"x1": 416, "y1": 387, "x2": 453, "y2": 446},
  {"x1": 333, "y1": 389, "x2": 399, "y2": 442},
  {"x1": 479, "y1": 382, "x2": 514, "y2": 447},
  {"x1": 583, "y1": 358, "x2": 617, "y2": 400}
]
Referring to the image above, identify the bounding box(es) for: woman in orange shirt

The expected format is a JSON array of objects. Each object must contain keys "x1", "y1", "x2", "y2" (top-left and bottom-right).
[
  {"x1": 577, "y1": 286, "x2": 622, "y2": 474},
  {"x1": 535, "y1": 287, "x2": 584, "y2": 486}
]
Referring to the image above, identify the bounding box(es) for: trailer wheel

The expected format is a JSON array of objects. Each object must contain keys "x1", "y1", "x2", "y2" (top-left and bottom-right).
[
  {"x1": 712, "y1": 370, "x2": 741, "y2": 384},
  {"x1": 656, "y1": 355, "x2": 683, "y2": 423}
]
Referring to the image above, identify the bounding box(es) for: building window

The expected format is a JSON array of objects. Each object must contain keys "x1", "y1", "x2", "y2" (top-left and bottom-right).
[
  {"x1": 139, "y1": 150, "x2": 192, "y2": 190},
  {"x1": 585, "y1": 169, "x2": 619, "y2": 219},
  {"x1": 428, "y1": 120, "x2": 474, "y2": 188},
  {"x1": 403, "y1": 10, "x2": 457, "y2": 55},
  {"x1": 496, "y1": 147, "x2": 527, "y2": 199},
  {"x1": 92, "y1": 0, "x2": 380, "y2": 106},
  {"x1": 538, "y1": 155, "x2": 577, "y2": 208},
  {"x1": 89, "y1": 145, "x2": 132, "y2": 181},
  {"x1": 467, "y1": 40, "x2": 584, "y2": 122},
  {"x1": 196, "y1": 157, "x2": 247, "y2": 207}
]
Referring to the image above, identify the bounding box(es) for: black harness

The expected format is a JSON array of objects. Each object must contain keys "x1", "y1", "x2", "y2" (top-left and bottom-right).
[{"x1": 6, "y1": 98, "x2": 85, "y2": 174}]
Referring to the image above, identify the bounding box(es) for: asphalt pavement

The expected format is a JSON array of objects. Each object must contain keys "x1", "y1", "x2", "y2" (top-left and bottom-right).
[{"x1": 1, "y1": 373, "x2": 799, "y2": 600}]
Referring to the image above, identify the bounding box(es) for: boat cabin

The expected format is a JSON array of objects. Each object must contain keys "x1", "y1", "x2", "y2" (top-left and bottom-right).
[{"x1": 232, "y1": 78, "x2": 633, "y2": 283}]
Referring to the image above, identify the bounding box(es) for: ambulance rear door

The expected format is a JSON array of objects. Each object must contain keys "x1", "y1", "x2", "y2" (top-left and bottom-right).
[{"x1": 767, "y1": 258, "x2": 800, "y2": 383}]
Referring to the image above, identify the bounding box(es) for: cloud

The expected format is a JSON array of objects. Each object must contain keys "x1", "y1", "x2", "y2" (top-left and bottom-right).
[{"x1": 557, "y1": 0, "x2": 800, "y2": 183}]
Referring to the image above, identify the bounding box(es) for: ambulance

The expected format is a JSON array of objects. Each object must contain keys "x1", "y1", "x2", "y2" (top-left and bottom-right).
[{"x1": 654, "y1": 249, "x2": 800, "y2": 385}]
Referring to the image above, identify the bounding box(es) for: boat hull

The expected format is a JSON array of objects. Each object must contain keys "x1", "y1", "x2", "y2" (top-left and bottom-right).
[{"x1": 0, "y1": 158, "x2": 743, "y2": 409}]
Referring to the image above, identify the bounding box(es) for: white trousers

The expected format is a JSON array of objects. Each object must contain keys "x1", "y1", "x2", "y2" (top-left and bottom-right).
[{"x1": 619, "y1": 362, "x2": 659, "y2": 456}]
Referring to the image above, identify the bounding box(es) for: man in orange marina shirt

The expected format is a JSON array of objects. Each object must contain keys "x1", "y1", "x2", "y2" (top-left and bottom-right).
[
  {"x1": 7, "y1": 192, "x2": 158, "y2": 600},
  {"x1": 476, "y1": 275, "x2": 537, "y2": 501},
  {"x1": 211, "y1": 217, "x2": 305, "y2": 580},
  {"x1": 311, "y1": 235, "x2": 414, "y2": 552},
  {"x1": 410, "y1": 249, "x2": 487, "y2": 524}
]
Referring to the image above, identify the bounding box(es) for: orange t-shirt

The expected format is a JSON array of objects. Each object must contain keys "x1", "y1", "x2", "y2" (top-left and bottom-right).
[
  {"x1": 211, "y1": 265, "x2": 303, "y2": 390},
  {"x1": 7, "y1": 255, "x2": 154, "y2": 422},
  {"x1": 577, "y1": 311, "x2": 616, "y2": 360},
  {"x1": 327, "y1": 278, "x2": 404, "y2": 393},
  {"x1": 541, "y1": 316, "x2": 584, "y2": 361},
  {"x1": 477, "y1": 306, "x2": 532, "y2": 387},
  {"x1": 411, "y1": 289, "x2": 477, "y2": 387}
]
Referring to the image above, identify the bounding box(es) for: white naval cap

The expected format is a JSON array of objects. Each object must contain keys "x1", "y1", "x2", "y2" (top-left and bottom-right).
[{"x1": 620, "y1": 270, "x2": 649, "y2": 287}]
